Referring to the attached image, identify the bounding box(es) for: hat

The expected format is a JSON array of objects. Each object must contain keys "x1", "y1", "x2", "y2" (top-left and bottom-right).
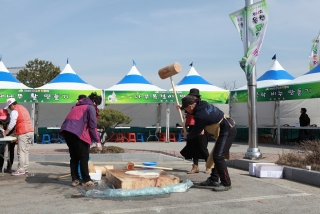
[
  {"x1": 0, "y1": 108, "x2": 8, "y2": 120},
  {"x1": 188, "y1": 88, "x2": 201, "y2": 97},
  {"x1": 77, "y1": 94, "x2": 87, "y2": 101},
  {"x1": 4, "y1": 98, "x2": 16, "y2": 110},
  {"x1": 180, "y1": 95, "x2": 196, "y2": 110}
]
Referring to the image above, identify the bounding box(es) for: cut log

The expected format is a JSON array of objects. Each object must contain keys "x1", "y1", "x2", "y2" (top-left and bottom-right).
[{"x1": 106, "y1": 169, "x2": 180, "y2": 190}]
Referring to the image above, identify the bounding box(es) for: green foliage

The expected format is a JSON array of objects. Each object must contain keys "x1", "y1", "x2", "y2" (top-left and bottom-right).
[
  {"x1": 97, "y1": 108, "x2": 132, "y2": 130},
  {"x1": 16, "y1": 58, "x2": 60, "y2": 88}
]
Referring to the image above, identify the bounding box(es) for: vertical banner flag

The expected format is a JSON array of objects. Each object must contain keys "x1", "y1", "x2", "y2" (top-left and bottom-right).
[
  {"x1": 230, "y1": 8, "x2": 246, "y2": 53},
  {"x1": 309, "y1": 32, "x2": 320, "y2": 70},
  {"x1": 230, "y1": 0, "x2": 269, "y2": 80}
]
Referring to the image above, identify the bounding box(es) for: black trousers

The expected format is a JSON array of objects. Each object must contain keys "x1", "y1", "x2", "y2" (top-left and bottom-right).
[
  {"x1": 210, "y1": 126, "x2": 237, "y2": 186},
  {"x1": 64, "y1": 131, "x2": 91, "y2": 182},
  {"x1": 0, "y1": 142, "x2": 16, "y2": 169}
]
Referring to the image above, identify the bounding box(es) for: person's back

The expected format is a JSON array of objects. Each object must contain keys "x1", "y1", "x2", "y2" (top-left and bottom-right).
[{"x1": 299, "y1": 108, "x2": 310, "y2": 127}]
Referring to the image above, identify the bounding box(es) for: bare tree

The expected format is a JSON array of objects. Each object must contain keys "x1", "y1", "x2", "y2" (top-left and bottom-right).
[{"x1": 221, "y1": 80, "x2": 237, "y2": 90}]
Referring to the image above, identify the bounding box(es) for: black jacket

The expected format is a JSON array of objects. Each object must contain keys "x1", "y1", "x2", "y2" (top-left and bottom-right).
[
  {"x1": 299, "y1": 113, "x2": 310, "y2": 126},
  {"x1": 187, "y1": 100, "x2": 225, "y2": 139}
]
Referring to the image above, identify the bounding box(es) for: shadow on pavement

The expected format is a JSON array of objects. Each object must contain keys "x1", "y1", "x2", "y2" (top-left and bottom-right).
[{"x1": 37, "y1": 162, "x2": 69, "y2": 167}]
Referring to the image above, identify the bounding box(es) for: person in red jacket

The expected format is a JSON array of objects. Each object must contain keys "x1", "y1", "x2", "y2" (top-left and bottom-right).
[
  {"x1": 0, "y1": 108, "x2": 16, "y2": 173},
  {"x1": 3, "y1": 98, "x2": 34, "y2": 176},
  {"x1": 178, "y1": 88, "x2": 210, "y2": 174},
  {"x1": 60, "y1": 92, "x2": 102, "y2": 187}
]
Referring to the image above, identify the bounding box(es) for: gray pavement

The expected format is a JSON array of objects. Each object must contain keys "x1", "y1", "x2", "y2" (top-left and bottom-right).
[
  {"x1": 0, "y1": 161, "x2": 320, "y2": 214},
  {"x1": 29, "y1": 141, "x2": 295, "y2": 155},
  {"x1": 1, "y1": 141, "x2": 319, "y2": 213}
]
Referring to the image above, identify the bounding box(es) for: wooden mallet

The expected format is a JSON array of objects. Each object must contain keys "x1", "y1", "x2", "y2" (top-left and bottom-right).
[{"x1": 158, "y1": 62, "x2": 186, "y2": 134}]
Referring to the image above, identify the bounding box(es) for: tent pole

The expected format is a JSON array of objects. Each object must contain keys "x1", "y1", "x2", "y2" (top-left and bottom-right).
[
  {"x1": 166, "y1": 104, "x2": 170, "y2": 143},
  {"x1": 101, "y1": 90, "x2": 105, "y2": 109},
  {"x1": 277, "y1": 101, "x2": 281, "y2": 145}
]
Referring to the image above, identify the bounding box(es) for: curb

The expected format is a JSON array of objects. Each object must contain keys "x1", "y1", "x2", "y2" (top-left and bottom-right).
[
  {"x1": 28, "y1": 153, "x2": 184, "y2": 162},
  {"x1": 227, "y1": 159, "x2": 320, "y2": 187}
]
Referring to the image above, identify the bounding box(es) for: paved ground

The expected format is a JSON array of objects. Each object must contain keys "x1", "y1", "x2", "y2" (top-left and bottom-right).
[
  {"x1": 2, "y1": 141, "x2": 319, "y2": 213},
  {"x1": 0, "y1": 161, "x2": 320, "y2": 214},
  {"x1": 28, "y1": 141, "x2": 292, "y2": 162}
]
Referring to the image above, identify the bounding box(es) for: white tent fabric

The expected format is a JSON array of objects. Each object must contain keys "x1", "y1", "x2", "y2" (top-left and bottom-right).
[
  {"x1": 0, "y1": 60, "x2": 33, "y2": 128},
  {"x1": 37, "y1": 63, "x2": 99, "y2": 90},
  {"x1": 35, "y1": 62, "x2": 101, "y2": 127},
  {"x1": 278, "y1": 64, "x2": 320, "y2": 126},
  {"x1": 235, "y1": 60, "x2": 294, "y2": 90},
  {"x1": 231, "y1": 59, "x2": 294, "y2": 126},
  {"x1": 172, "y1": 66, "x2": 228, "y2": 92},
  {"x1": 105, "y1": 64, "x2": 169, "y2": 127},
  {"x1": 105, "y1": 65, "x2": 165, "y2": 91},
  {"x1": 169, "y1": 65, "x2": 229, "y2": 116},
  {"x1": 0, "y1": 60, "x2": 30, "y2": 89}
]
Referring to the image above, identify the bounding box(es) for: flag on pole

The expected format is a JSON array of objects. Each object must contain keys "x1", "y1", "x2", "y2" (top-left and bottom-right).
[
  {"x1": 230, "y1": 0, "x2": 269, "y2": 81},
  {"x1": 189, "y1": 61, "x2": 193, "y2": 67},
  {"x1": 309, "y1": 32, "x2": 320, "y2": 70},
  {"x1": 272, "y1": 54, "x2": 276, "y2": 60},
  {"x1": 132, "y1": 60, "x2": 136, "y2": 66}
]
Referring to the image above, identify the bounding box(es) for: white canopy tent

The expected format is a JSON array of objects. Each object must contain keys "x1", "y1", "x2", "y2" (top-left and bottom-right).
[
  {"x1": 278, "y1": 63, "x2": 320, "y2": 126},
  {"x1": 35, "y1": 62, "x2": 101, "y2": 128},
  {"x1": 0, "y1": 59, "x2": 33, "y2": 126},
  {"x1": 104, "y1": 63, "x2": 167, "y2": 127},
  {"x1": 231, "y1": 59, "x2": 294, "y2": 126},
  {"x1": 169, "y1": 64, "x2": 229, "y2": 113}
]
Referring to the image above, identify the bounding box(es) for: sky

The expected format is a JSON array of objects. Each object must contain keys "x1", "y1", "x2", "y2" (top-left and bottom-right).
[{"x1": 1, "y1": 0, "x2": 319, "y2": 90}]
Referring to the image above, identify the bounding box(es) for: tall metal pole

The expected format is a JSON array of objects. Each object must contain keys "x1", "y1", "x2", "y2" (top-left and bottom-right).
[{"x1": 244, "y1": 0, "x2": 262, "y2": 159}]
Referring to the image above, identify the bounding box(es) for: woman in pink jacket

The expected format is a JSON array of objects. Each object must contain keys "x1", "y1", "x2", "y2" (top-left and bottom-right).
[{"x1": 60, "y1": 92, "x2": 102, "y2": 187}]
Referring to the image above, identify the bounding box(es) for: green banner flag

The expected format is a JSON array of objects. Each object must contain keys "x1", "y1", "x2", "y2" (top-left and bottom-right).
[
  {"x1": 309, "y1": 32, "x2": 320, "y2": 70},
  {"x1": 230, "y1": 0, "x2": 269, "y2": 80},
  {"x1": 105, "y1": 90, "x2": 229, "y2": 104},
  {"x1": 231, "y1": 81, "x2": 320, "y2": 103}
]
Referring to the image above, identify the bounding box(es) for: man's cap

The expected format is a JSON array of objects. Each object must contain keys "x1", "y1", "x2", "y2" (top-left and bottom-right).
[
  {"x1": 4, "y1": 98, "x2": 16, "y2": 110},
  {"x1": 180, "y1": 95, "x2": 196, "y2": 110},
  {"x1": 77, "y1": 94, "x2": 87, "y2": 101},
  {"x1": 0, "y1": 108, "x2": 8, "y2": 120},
  {"x1": 188, "y1": 88, "x2": 201, "y2": 97}
]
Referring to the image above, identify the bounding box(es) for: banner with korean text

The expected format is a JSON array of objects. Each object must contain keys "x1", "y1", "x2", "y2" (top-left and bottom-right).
[
  {"x1": 105, "y1": 90, "x2": 229, "y2": 104},
  {"x1": 230, "y1": 0, "x2": 269, "y2": 80},
  {"x1": 230, "y1": 82, "x2": 320, "y2": 103},
  {"x1": 309, "y1": 32, "x2": 320, "y2": 70}
]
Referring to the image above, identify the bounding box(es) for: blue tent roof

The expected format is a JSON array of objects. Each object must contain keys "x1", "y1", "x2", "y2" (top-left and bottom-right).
[
  {"x1": 37, "y1": 63, "x2": 98, "y2": 90},
  {"x1": 105, "y1": 65, "x2": 165, "y2": 91},
  {"x1": 0, "y1": 71, "x2": 20, "y2": 83},
  {"x1": 257, "y1": 60, "x2": 294, "y2": 81},
  {"x1": 304, "y1": 63, "x2": 320, "y2": 75},
  {"x1": 117, "y1": 74, "x2": 151, "y2": 85},
  {"x1": 177, "y1": 66, "x2": 212, "y2": 86},
  {"x1": 48, "y1": 64, "x2": 88, "y2": 84},
  {"x1": 0, "y1": 60, "x2": 30, "y2": 89},
  {"x1": 171, "y1": 66, "x2": 227, "y2": 91}
]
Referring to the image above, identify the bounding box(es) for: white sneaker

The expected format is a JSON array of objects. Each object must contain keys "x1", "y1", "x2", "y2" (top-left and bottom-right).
[{"x1": 12, "y1": 170, "x2": 25, "y2": 176}]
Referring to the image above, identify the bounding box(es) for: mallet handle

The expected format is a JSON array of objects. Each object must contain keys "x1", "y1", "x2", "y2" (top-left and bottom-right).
[{"x1": 170, "y1": 76, "x2": 186, "y2": 134}]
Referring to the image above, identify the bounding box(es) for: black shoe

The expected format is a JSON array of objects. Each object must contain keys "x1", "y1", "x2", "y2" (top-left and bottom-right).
[
  {"x1": 200, "y1": 178, "x2": 220, "y2": 187},
  {"x1": 212, "y1": 184, "x2": 232, "y2": 191}
]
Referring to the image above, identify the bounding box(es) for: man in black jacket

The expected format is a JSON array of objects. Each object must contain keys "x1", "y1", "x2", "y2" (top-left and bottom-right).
[
  {"x1": 299, "y1": 108, "x2": 310, "y2": 143},
  {"x1": 181, "y1": 95, "x2": 236, "y2": 191}
]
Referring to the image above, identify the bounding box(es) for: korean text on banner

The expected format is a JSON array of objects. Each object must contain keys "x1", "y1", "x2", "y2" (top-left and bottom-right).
[
  {"x1": 309, "y1": 32, "x2": 320, "y2": 70},
  {"x1": 230, "y1": 8, "x2": 246, "y2": 53},
  {"x1": 230, "y1": 0, "x2": 269, "y2": 81}
]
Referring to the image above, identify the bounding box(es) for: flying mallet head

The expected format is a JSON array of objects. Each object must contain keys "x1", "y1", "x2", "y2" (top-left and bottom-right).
[{"x1": 158, "y1": 62, "x2": 181, "y2": 79}]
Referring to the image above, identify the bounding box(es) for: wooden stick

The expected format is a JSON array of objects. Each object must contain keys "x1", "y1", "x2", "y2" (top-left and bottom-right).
[
  {"x1": 170, "y1": 76, "x2": 187, "y2": 134},
  {"x1": 134, "y1": 165, "x2": 173, "y2": 171},
  {"x1": 55, "y1": 174, "x2": 71, "y2": 180}
]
